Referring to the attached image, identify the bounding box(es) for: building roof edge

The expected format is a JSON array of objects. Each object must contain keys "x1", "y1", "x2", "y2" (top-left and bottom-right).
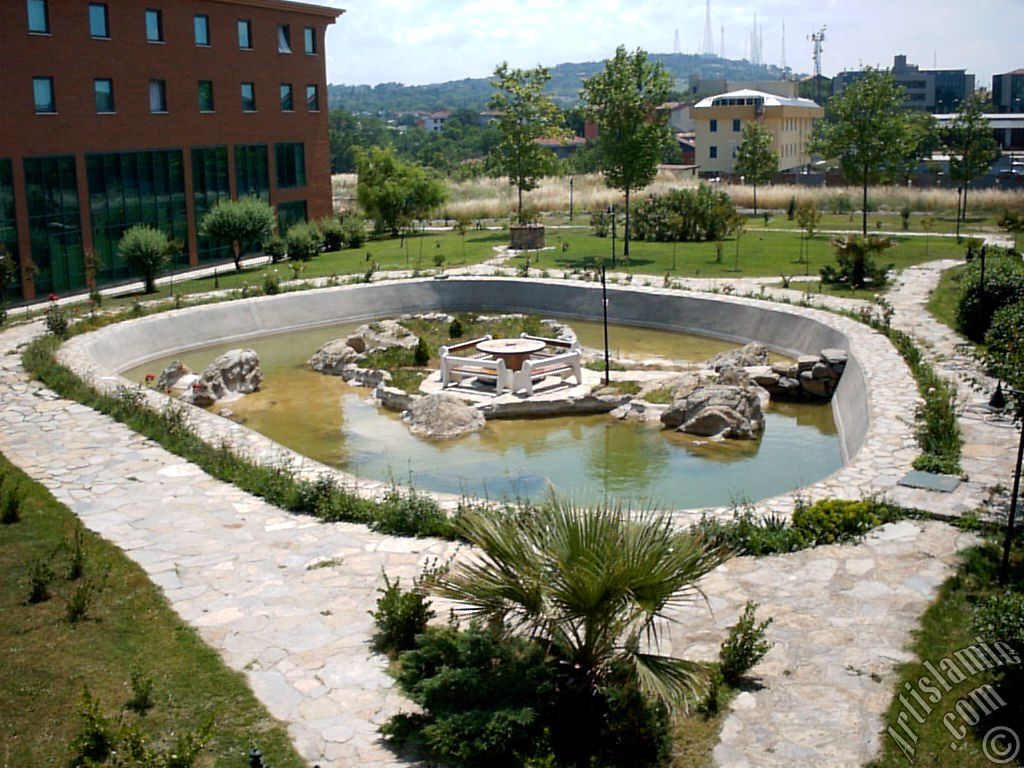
[{"x1": 206, "y1": 0, "x2": 344, "y2": 21}]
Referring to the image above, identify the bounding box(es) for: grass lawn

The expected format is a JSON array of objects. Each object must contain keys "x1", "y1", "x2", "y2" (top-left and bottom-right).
[
  {"x1": 868, "y1": 540, "x2": 1023, "y2": 767},
  {"x1": 751, "y1": 211, "x2": 1001, "y2": 237},
  {"x1": 514, "y1": 228, "x2": 967, "y2": 279},
  {"x1": 0, "y1": 452, "x2": 305, "y2": 767},
  {"x1": 927, "y1": 264, "x2": 968, "y2": 335}
]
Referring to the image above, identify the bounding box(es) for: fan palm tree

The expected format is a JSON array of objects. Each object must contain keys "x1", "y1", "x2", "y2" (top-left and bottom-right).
[{"x1": 426, "y1": 495, "x2": 730, "y2": 709}]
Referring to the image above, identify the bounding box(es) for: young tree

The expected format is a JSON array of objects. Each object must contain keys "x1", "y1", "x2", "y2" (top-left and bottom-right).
[
  {"x1": 810, "y1": 70, "x2": 915, "y2": 236},
  {"x1": 199, "y1": 197, "x2": 276, "y2": 271},
  {"x1": 733, "y1": 122, "x2": 779, "y2": 215},
  {"x1": 355, "y1": 146, "x2": 447, "y2": 235},
  {"x1": 118, "y1": 225, "x2": 174, "y2": 294},
  {"x1": 488, "y1": 63, "x2": 566, "y2": 223},
  {"x1": 796, "y1": 200, "x2": 821, "y2": 267},
  {"x1": 945, "y1": 94, "x2": 1001, "y2": 221},
  {"x1": 581, "y1": 46, "x2": 673, "y2": 261}
]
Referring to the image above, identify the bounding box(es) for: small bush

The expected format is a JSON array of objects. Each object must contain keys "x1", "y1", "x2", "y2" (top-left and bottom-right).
[
  {"x1": 719, "y1": 601, "x2": 773, "y2": 685},
  {"x1": 413, "y1": 337, "x2": 430, "y2": 366},
  {"x1": 263, "y1": 235, "x2": 287, "y2": 263},
  {"x1": 591, "y1": 210, "x2": 609, "y2": 238},
  {"x1": 973, "y1": 590, "x2": 1024, "y2": 684},
  {"x1": 126, "y1": 666, "x2": 155, "y2": 714},
  {"x1": 318, "y1": 216, "x2": 345, "y2": 252},
  {"x1": 370, "y1": 572, "x2": 435, "y2": 655},
  {"x1": 342, "y1": 216, "x2": 367, "y2": 248},
  {"x1": 284, "y1": 222, "x2": 324, "y2": 261},
  {"x1": 1, "y1": 482, "x2": 20, "y2": 524},
  {"x1": 69, "y1": 689, "x2": 114, "y2": 767},
  {"x1": 65, "y1": 527, "x2": 86, "y2": 580},
  {"x1": 786, "y1": 196, "x2": 796, "y2": 220},
  {"x1": 66, "y1": 579, "x2": 96, "y2": 624},
  {"x1": 790, "y1": 498, "x2": 903, "y2": 545},
  {"x1": 45, "y1": 302, "x2": 70, "y2": 338},
  {"x1": 26, "y1": 558, "x2": 53, "y2": 604},
  {"x1": 432, "y1": 252, "x2": 445, "y2": 268},
  {"x1": 261, "y1": 269, "x2": 281, "y2": 296},
  {"x1": 631, "y1": 185, "x2": 736, "y2": 243},
  {"x1": 371, "y1": 487, "x2": 450, "y2": 537},
  {"x1": 900, "y1": 206, "x2": 911, "y2": 230},
  {"x1": 955, "y1": 248, "x2": 1024, "y2": 342},
  {"x1": 820, "y1": 234, "x2": 894, "y2": 289},
  {"x1": 448, "y1": 317, "x2": 464, "y2": 338}
]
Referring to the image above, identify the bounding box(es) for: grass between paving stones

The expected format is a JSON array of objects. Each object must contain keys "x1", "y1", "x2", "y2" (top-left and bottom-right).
[
  {"x1": 0, "y1": 452, "x2": 305, "y2": 768},
  {"x1": 926, "y1": 264, "x2": 969, "y2": 338},
  {"x1": 868, "y1": 540, "x2": 1024, "y2": 768}
]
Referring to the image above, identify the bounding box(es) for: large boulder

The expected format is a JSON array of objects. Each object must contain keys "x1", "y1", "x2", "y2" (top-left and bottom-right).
[
  {"x1": 405, "y1": 394, "x2": 485, "y2": 440},
  {"x1": 186, "y1": 349, "x2": 262, "y2": 407},
  {"x1": 660, "y1": 381, "x2": 767, "y2": 440},
  {"x1": 345, "y1": 320, "x2": 419, "y2": 354},
  {"x1": 705, "y1": 342, "x2": 770, "y2": 372},
  {"x1": 156, "y1": 361, "x2": 190, "y2": 391},
  {"x1": 308, "y1": 339, "x2": 364, "y2": 375}
]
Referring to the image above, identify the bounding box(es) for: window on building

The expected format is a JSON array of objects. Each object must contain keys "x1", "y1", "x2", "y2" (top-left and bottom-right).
[
  {"x1": 733, "y1": 118, "x2": 741, "y2": 132},
  {"x1": 194, "y1": 15, "x2": 210, "y2": 46},
  {"x1": 28, "y1": 0, "x2": 49, "y2": 33},
  {"x1": 306, "y1": 85, "x2": 319, "y2": 112},
  {"x1": 94, "y1": 78, "x2": 114, "y2": 113},
  {"x1": 145, "y1": 9, "x2": 162, "y2": 42},
  {"x1": 303, "y1": 26, "x2": 316, "y2": 54},
  {"x1": 148, "y1": 79, "x2": 167, "y2": 113},
  {"x1": 277, "y1": 25, "x2": 291, "y2": 53},
  {"x1": 33, "y1": 77, "x2": 55, "y2": 113},
  {"x1": 0, "y1": 160, "x2": 22, "y2": 301},
  {"x1": 280, "y1": 84, "x2": 293, "y2": 112},
  {"x1": 709, "y1": 146, "x2": 717, "y2": 159},
  {"x1": 198, "y1": 80, "x2": 214, "y2": 112},
  {"x1": 234, "y1": 145, "x2": 269, "y2": 199},
  {"x1": 24, "y1": 154, "x2": 85, "y2": 294},
  {"x1": 191, "y1": 146, "x2": 231, "y2": 262},
  {"x1": 241, "y1": 82, "x2": 256, "y2": 112},
  {"x1": 89, "y1": 3, "x2": 109, "y2": 38},
  {"x1": 710, "y1": 119, "x2": 717, "y2": 133},
  {"x1": 274, "y1": 142, "x2": 305, "y2": 188},
  {"x1": 277, "y1": 200, "x2": 307, "y2": 231},
  {"x1": 237, "y1": 19, "x2": 252, "y2": 49}
]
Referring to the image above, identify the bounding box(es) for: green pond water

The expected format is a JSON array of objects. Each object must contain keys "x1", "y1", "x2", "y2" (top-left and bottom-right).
[{"x1": 127, "y1": 320, "x2": 842, "y2": 509}]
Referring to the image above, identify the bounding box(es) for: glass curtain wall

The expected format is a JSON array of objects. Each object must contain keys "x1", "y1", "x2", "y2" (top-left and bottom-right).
[
  {"x1": 0, "y1": 160, "x2": 22, "y2": 300},
  {"x1": 191, "y1": 146, "x2": 231, "y2": 263},
  {"x1": 23, "y1": 155, "x2": 85, "y2": 294}
]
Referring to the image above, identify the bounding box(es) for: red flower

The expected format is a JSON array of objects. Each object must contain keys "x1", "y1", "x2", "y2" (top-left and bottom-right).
[
  {"x1": 144, "y1": 373, "x2": 156, "y2": 383},
  {"x1": 47, "y1": 293, "x2": 59, "y2": 302},
  {"x1": 192, "y1": 381, "x2": 201, "y2": 390}
]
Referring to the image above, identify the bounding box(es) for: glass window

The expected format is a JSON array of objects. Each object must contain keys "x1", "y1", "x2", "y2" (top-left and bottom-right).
[
  {"x1": 33, "y1": 77, "x2": 55, "y2": 113},
  {"x1": 277, "y1": 25, "x2": 291, "y2": 53},
  {"x1": 733, "y1": 118, "x2": 741, "y2": 132},
  {"x1": 241, "y1": 82, "x2": 256, "y2": 112},
  {"x1": 274, "y1": 142, "x2": 305, "y2": 188},
  {"x1": 89, "y1": 4, "x2": 109, "y2": 38},
  {"x1": 710, "y1": 119, "x2": 717, "y2": 133},
  {"x1": 149, "y1": 79, "x2": 167, "y2": 113},
  {"x1": 277, "y1": 200, "x2": 307, "y2": 231},
  {"x1": 198, "y1": 80, "x2": 214, "y2": 112},
  {"x1": 280, "y1": 84, "x2": 293, "y2": 112},
  {"x1": 94, "y1": 78, "x2": 114, "y2": 113},
  {"x1": 709, "y1": 146, "x2": 717, "y2": 159},
  {"x1": 234, "y1": 145, "x2": 269, "y2": 200},
  {"x1": 191, "y1": 147, "x2": 231, "y2": 262},
  {"x1": 306, "y1": 85, "x2": 319, "y2": 112},
  {"x1": 237, "y1": 19, "x2": 251, "y2": 49},
  {"x1": 0, "y1": 160, "x2": 21, "y2": 301},
  {"x1": 194, "y1": 15, "x2": 210, "y2": 46},
  {"x1": 303, "y1": 26, "x2": 316, "y2": 54},
  {"x1": 23, "y1": 155, "x2": 85, "y2": 294},
  {"x1": 145, "y1": 9, "x2": 162, "y2": 42},
  {"x1": 28, "y1": 0, "x2": 49, "y2": 33}
]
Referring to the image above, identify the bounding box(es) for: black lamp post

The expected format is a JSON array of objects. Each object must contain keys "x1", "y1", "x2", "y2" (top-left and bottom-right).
[
  {"x1": 599, "y1": 257, "x2": 610, "y2": 386},
  {"x1": 1000, "y1": 395, "x2": 1023, "y2": 586},
  {"x1": 569, "y1": 176, "x2": 575, "y2": 221},
  {"x1": 956, "y1": 186, "x2": 963, "y2": 241},
  {"x1": 608, "y1": 205, "x2": 617, "y2": 268}
]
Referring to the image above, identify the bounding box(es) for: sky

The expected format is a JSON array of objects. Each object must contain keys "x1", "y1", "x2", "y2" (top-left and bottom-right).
[{"x1": 314, "y1": 0, "x2": 1022, "y2": 91}]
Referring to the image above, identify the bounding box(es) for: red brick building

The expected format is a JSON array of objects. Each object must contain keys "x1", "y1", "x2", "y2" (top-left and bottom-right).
[{"x1": 0, "y1": 0, "x2": 343, "y2": 301}]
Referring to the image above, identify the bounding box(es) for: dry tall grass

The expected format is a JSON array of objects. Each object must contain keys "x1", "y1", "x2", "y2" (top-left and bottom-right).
[{"x1": 333, "y1": 171, "x2": 1023, "y2": 221}]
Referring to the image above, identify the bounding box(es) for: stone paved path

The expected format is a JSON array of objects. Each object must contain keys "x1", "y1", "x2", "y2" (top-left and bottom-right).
[{"x1": 0, "y1": 265, "x2": 990, "y2": 767}]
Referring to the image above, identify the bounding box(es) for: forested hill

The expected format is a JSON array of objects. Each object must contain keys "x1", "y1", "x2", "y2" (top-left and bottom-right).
[{"x1": 329, "y1": 54, "x2": 791, "y2": 113}]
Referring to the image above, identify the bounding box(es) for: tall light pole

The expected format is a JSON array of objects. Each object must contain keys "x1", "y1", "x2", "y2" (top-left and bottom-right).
[
  {"x1": 600, "y1": 258, "x2": 610, "y2": 386},
  {"x1": 569, "y1": 176, "x2": 575, "y2": 221},
  {"x1": 1000, "y1": 397, "x2": 1023, "y2": 586}
]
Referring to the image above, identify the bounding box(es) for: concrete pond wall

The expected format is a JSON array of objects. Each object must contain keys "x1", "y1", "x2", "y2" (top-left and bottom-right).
[{"x1": 62, "y1": 277, "x2": 920, "y2": 517}]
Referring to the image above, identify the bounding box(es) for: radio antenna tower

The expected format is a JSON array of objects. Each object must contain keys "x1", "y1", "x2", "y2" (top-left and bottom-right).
[
  {"x1": 780, "y1": 20, "x2": 787, "y2": 73},
  {"x1": 701, "y1": 0, "x2": 714, "y2": 56},
  {"x1": 808, "y1": 26, "x2": 826, "y2": 78},
  {"x1": 673, "y1": 28, "x2": 681, "y2": 54},
  {"x1": 720, "y1": 24, "x2": 724, "y2": 58}
]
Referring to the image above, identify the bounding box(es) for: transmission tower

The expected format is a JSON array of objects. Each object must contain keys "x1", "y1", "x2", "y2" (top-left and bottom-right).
[
  {"x1": 780, "y1": 20, "x2": 787, "y2": 73},
  {"x1": 673, "y1": 28, "x2": 681, "y2": 54},
  {"x1": 701, "y1": 0, "x2": 714, "y2": 56},
  {"x1": 720, "y1": 24, "x2": 724, "y2": 58},
  {"x1": 808, "y1": 26, "x2": 826, "y2": 77}
]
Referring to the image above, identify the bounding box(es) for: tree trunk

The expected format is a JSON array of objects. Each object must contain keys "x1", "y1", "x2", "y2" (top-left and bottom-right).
[
  {"x1": 517, "y1": 187, "x2": 523, "y2": 224},
  {"x1": 962, "y1": 183, "x2": 969, "y2": 221},
  {"x1": 624, "y1": 188, "x2": 631, "y2": 260},
  {"x1": 232, "y1": 240, "x2": 242, "y2": 271},
  {"x1": 145, "y1": 272, "x2": 156, "y2": 294},
  {"x1": 861, "y1": 181, "x2": 868, "y2": 236},
  {"x1": 753, "y1": 184, "x2": 758, "y2": 215}
]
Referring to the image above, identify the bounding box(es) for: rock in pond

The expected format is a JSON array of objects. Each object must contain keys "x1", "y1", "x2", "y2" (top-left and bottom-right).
[
  {"x1": 308, "y1": 339, "x2": 364, "y2": 375},
  {"x1": 157, "y1": 361, "x2": 190, "y2": 391},
  {"x1": 185, "y1": 348, "x2": 262, "y2": 407},
  {"x1": 404, "y1": 393, "x2": 485, "y2": 440},
  {"x1": 705, "y1": 342, "x2": 770, "y2": 372},
  {"x1": 345, "y1": 320, "x2": 419, "y2": 354},
  {"x1": 660, "y1": 380, "x2": 767, "y2": 440}
]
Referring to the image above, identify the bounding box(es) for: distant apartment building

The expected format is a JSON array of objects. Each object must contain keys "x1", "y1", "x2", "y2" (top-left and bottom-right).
[
  {"x1": 1, "y1": 0, "x2": 342, "y2": 301},
  {"x1": 658, "y1": 102, "x2": 696, "y2": 132},
  {"x1": 420, "y1": 110, "x2": 451, "y2": 133},
  {"x1": 992, "y1": 69, "x2": 1024, "y2": 113},
  {"x1": 688, "y1": 76, "x2": 798, "y2": 99},
  {"x1": 691, "y1": 90, "x2": 823, "y2": 175},
  {"x1": 834, "y1": 55, "x2": 975, "y2": 113}
]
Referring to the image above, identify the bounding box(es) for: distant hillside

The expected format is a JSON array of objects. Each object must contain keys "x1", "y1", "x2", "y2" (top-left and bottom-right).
[{"x1": 329, "y1": 54, "x2": 793, "y2": 114}]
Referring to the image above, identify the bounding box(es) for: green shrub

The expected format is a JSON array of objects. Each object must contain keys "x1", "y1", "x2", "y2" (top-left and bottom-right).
[
  {"x1": 790, "y1": 498, "x2": 903, "y2": 545},
  {"x1": 342, "y1": 216, "x2": 367, "y2": 248},
  {"x1": 318, "y1": 216, "x2": 345, "y2": 252},
  {"x1": 719, "y1": 601, "x2": 773, "y2": 685},
  {"x1": 263, "y1": 235, "x2": 287, "y2": 263},
  {"x1": 986, "y1": 301, "x2": 1024, "y2": 415},
  {"x1": 26, "y1": 558, "x2": 53, "y2": 604},
  {"x1": 591, "y1": 210, "x2": 609, "y2": 238},
  {"x1": 973, "y1": 590, "x2": 1024, "y2": 684},
  {"x1": 900, "y1": 206, "x2": 911, "y2": 230},
  {"x1": 632, "y1": 185, "x2": 736, "y2": 243},
  {"x1": 45, "y1": 302, "x2": 70, "y2": 338},
  {"x1": 1, "y1": 481, "x2": 20, "y2": 524},
  {"x1": 66, "y1": 579, "x2": 96, "y2": 624},
  {"x1": 432, "y1": 252, "x2": 445, "y2": 268},
  {"x1": 261, "y1": 269, "x2": 281, "y2": 296},
  {"x1": 69, "y1": 689, "x2": 114, "y2": 767},
  {"x1": 954, "y1": 248, "x2": 1024, "y2": 342},
  {"x1": 284, "y1": 222, "x2": 323, "y2": 261},
  {"x1": 65, "y1": 527, "x2": 86, "y2": 580},
  {"x1": 820, "y1": 234, "x2": 894, "y2": 288},
  {"x1": 370, "y1": 573, "x2": 435, "y2": 656},
  {"x1": 786, "y1": 196, "x2": 796, "y2": 220},
  {"x1": 371, "y1": 487, "x2": 450, "y2": 537},
  {"x1": 413, "y1": 337, "x2": 430, "y2": 366},
  {"x1": 448, "y1": 317, "x2": 465, "y2": 338},
  {"x1": 118, "y1": 225, "x2": 172, "y2": 294},
  {"x1": 126, "y1": 666, "x2": 155, "y2": 715}
]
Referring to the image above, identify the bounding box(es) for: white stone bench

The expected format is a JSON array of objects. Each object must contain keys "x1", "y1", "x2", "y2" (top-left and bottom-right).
[
  {"x1": 439, "y1": 335, "x2": 512, "y2": 393},
  {"x1": 512, "y1": 349, "x2": 583, "y2": 395}
]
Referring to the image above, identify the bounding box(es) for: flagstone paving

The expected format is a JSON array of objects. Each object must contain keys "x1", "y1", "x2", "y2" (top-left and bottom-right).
[{"x1": 0, "y1": 256, "x2": 1010, "y2": 766}]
